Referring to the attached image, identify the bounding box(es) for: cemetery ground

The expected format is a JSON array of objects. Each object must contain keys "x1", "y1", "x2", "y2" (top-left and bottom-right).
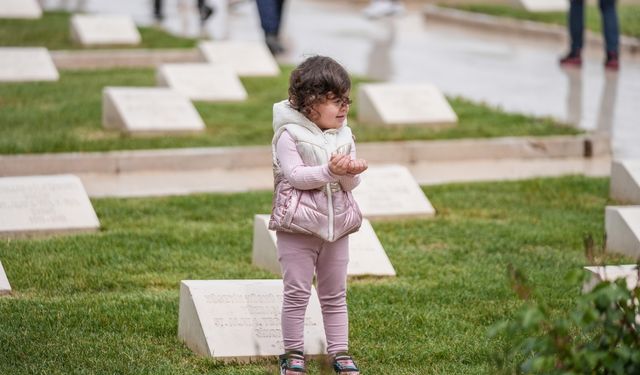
[
  {"x1": 0, "y1": 11, "x2": 197, "y2": 50},
  {"x1": 0, "y1": 175, "x2": 632, "y2": 374},
  {"x1": 0, "y1": 66, "x2": 579, "y2": 154},
  {"x1": 438, "y1": 3, "x2": 640, "y2": 38}
]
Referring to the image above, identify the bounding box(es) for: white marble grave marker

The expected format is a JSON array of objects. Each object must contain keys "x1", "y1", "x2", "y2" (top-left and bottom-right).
[
  {"x1": 198, "y1": 41, "x2": 280, "y2": 77},
  {"x1": 0, "y1": 0, "x2": 42, "y2": 19},
  {"x1": 358, "y1": 83, "x2": 457, "y2": 126},
  {"x1": 252, "y1": 215, "x2": 396, "y2": 277},
  {"x1": 583, "y1": 265, "x2": 639, "y2": 293},
  {"x1": 605, "y1": 206, "x2": 640, "y2": 258},
  {"x1": 157, "y1": 63, "x2": 248, "y2": 102},
  {"x1": 353, "y1": 165, "x2": 436, "y2": 220},
  {"x1": 178, "y1": 279, "x2": 326, "y2": 361},
  {"x1": 0, "y1": 47, "x2": 59, "y2": 82},
  {"x1": 103, "y1": 87, "x2": 205, "y2": 134},
  {"x1": 610, "y1": 160, "x2": 640, "y2": 205},
  {"x1": 0, "y1": 260, "x2": 11, "y2": 295},
  {"x1": 71, "y1": 14, "x2": 141, "y2": 46},
  {"x1": 0, "y1": 175, "x2": 100, "y2": 238},
  {"x1": 514, "y1": 0, "x2": 568, "y2": 12}
]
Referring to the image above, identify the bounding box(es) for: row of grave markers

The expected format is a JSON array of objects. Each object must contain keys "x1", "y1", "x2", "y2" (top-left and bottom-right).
[
  {"x1": 606, "y1": 160, "x2": 640, "y2": 258},
  {"x1": 1, "y1": 44, "x2": 458, "y2": 131},
  {"x1": 2, "y1": 162, "x2": 637, "y2": 359},
  {"x1": 1, "y1": 44, "x2": 459, "y2": 130},
  {"x1": 583, "y1": 159, "x2": 640, "y2": 321},
  {"x1": 0, "y1": 165, "x2": 435, "y2": 358}
]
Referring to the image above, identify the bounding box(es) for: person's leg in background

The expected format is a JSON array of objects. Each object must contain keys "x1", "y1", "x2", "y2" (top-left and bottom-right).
[
  {"x1": 256, "y1": 0, "x2": 286, "y2": 55},
  {"x1": 153, "y1": 0, "x2": 164, "y2": 21},
  {"x1": 599, "y1": 0, "x2": 620, "y2": 70},
  {"x1": 560, "y1": 0, "x2": 585, "y2": 67},
  {"x1": 197, "y1": 0, "x2": 214, "y2": 24}
]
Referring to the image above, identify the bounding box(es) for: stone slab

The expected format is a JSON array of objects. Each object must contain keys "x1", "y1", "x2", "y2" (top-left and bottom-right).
[
  {"x1": 0, "y1": 135, "x2": 600, "y2": 176},
  {"x1": 0, "y1": 47, "x2": 59, "y2": 82},
  {"x1": 0, "y1": 260, "x2": 10, "y2": 295},
  {"x1": 156, "y1": 63, "x2": 247, "y2": 102},
  {"x1": 0, "y1": 0, "x2": 41, "y2": 19},
  {"x1": 605, "y1": 206, "x2": 640, "y2": 258},
  {"x1": 70, "y1": 14, "x2": 141, "y2": 46},
  {"x1": 514, "y1": 0, "x2": 568, "y2": 12},
  {"x1": 357, "y1": 83, "x2": 457, "y2": 126},
  {"x1": 583, "y1": 265, "x2": 639, "y2": 293},
  {"x1": 178, "y1": 279, "x2": 326, "y2": 361},
  {"x1": 51, "y1": 49, "x2": 201, "y2": 70},
  {"x1": 102, "y1": 87, "x2": 205, "y2": 134},
  {"x1": 353, "y1": 165, "x2": 436, "y2": 220},
  {"x1": 0, "y1": 175, "x2": 100, "y2": 238},
  {"x1": 610, "y1": 160, "x2": 640, "y2": 205},
  {"x1": 198, "y1": 41, "x2": 280, "y2": 77},
  {"x1": 252, "y1": 215, "x2": 396, "y2": 277}
]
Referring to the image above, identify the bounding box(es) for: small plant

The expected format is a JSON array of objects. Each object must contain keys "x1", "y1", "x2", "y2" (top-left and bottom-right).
[{"x1": 490, "y1": 235, "x2": 640, "y2": 374}]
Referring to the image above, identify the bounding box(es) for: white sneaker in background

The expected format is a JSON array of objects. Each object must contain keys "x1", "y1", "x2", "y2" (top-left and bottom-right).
[{"x1": 362, "y1": 0, "x2": 405, "y2": 19}]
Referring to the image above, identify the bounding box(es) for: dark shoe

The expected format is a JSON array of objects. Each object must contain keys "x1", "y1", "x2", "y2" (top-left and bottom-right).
[
  {"x1": 279, "y1": 350, "x2": 306, "y2": 375},
  {"x1": 332, "y1": 352, "x2": 360, "y2": 374},
  {"x1": 265, "y1": 34, "x2": 285, "y2": 55},
  {"x1": 605, "y1": 51, "x2": 620, "y2": 71},
  {"x1": 559, "y1": 50, "x2": 582, "y2": 68},
  {"x1": 199, "y1": 4, "x2": 214, "y2": 23}
]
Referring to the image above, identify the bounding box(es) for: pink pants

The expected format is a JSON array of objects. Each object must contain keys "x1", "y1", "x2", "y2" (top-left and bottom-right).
[{"x1": 276, "y1": 231, "x2": 350, "y2": 355}]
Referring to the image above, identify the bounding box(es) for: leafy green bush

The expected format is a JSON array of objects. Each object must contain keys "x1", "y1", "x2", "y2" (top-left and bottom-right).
[{"x1": 490, "y1": 254, "x2": 640, "y2": 374}]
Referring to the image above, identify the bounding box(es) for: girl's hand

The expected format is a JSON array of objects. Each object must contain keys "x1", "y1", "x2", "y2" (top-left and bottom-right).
[
  {"x1": 329, "y1": 153, "x2": 351, "y2": 175},
  {"x1": 347, "y1": 159, "x2": 368, "y2": 175}
]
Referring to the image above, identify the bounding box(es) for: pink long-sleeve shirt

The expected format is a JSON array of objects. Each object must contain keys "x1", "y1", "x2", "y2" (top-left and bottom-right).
[{"x1": 276, "y1": 130, "x2": 361, "y2": 191}]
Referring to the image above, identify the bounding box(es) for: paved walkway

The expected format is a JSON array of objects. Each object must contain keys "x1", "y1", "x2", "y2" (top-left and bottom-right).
[
  {"x1": 79, "y1": 156, "x2": 610, "y2": 197},
  {"x1": 44, "y1": 0, "x2": 639, "y2": 160}
]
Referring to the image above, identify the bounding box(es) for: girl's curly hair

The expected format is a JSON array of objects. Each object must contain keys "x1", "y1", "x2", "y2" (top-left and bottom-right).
[{"x1": 288, "y1": 56, "x2": 351, "y2": 119}]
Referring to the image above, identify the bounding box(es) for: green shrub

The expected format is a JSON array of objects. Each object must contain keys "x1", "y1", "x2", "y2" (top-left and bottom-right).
[{"x1": 490, "y1": 245, "x2": 640, "y2": 374}]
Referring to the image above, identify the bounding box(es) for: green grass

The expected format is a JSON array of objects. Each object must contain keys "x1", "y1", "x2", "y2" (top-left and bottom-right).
[
  {"x1": 0, "y1": 11, "x2": 197, "y2": 50},
  {"x1": 0, "y1": 67, "x2": 578, "y2": 154},
  {"x1": 442, "y1": 4, "x2": 640, "y2": 39},
  {"x1": 0, "y1": 176, "x2": 628, "y2": 374}
]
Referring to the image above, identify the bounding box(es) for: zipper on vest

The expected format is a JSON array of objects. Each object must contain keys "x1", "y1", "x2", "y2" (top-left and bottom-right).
[
  {"x1": 326, "y1": 184, "x2": 334, "y2": 241},
  {"x1": 323, "y1": 136, "x2": 335, "y2": 242}
]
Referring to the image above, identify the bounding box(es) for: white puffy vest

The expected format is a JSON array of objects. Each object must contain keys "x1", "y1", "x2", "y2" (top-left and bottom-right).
[{"x1": 270, "y1": 122, "x2": 357, "y2": 241}]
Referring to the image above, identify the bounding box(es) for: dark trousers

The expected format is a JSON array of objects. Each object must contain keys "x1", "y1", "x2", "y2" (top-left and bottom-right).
[
  {"x1": 154, "y1": 0, "x2": 206, "y2": 17},
  {"x1": 256, "y1": 0, "x2": 285, "y2": 36},
  {"x1": 568, "y1": 0, "x2": 619, "y2": 53}
]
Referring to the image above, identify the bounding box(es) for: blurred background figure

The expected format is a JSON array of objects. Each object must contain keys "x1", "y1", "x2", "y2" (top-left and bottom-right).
[
  {"x1": 362, "y1": 0, "x2": 405, "y2": 19},
  {"x1": 559, "y1": 0, "x2": 620, "y2": 70},
  {"x1": 154, "y1": 0, "x2": 214, "y2": 24},
  {"x1": 256, "y1": 0, "x2": 286, "y2": 55}
]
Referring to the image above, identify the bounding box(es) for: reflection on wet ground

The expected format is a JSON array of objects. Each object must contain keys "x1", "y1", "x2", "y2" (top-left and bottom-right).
[{"x1": 43, "y1": 0, "x2": 640, "y2": 158}]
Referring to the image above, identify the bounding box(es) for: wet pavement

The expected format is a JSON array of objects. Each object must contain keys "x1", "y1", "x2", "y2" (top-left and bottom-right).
[{"x1": 43, "y1": 0, "x2": 639, "y2": 159}]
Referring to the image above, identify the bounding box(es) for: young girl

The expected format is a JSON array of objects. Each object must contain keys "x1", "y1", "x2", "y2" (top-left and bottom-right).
[{"x1": 269, "y1": 56, "x2": 367, "y2": 375}]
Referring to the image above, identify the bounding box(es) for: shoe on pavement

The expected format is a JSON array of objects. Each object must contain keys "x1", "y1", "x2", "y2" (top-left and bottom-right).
[
  {"x1": 265, "y1": 34, "x2": 286, "y2": 55},
  {"x1": 363, "y1": 0, "x2": 405, "y2": 19},
  {"x1": 605, "y1": 51, "x2": 620, "y2": 71},
  {"x1": 559, "y1": 50, "x2": 582, "y2": 68},
  {"x1": 199, "y1": 4, "x2": 214, "y2": 24}
]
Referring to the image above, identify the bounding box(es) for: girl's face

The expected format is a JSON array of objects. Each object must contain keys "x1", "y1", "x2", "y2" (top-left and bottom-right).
[{"x1": 310, "y1": 92, "x2": 351, "y2": 130}]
